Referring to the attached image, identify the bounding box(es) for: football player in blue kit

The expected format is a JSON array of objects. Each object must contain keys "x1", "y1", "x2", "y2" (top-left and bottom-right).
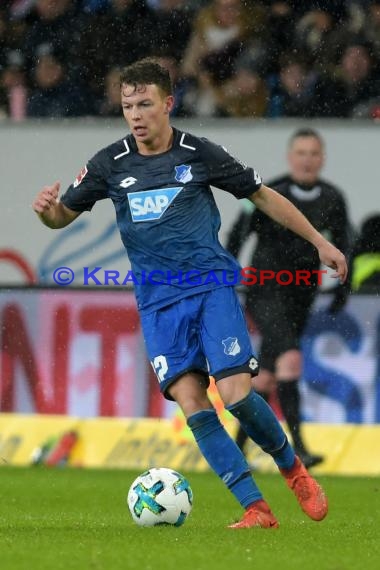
[{"x1": 32, "y1": 58, "x2": 347, "y2": 529}]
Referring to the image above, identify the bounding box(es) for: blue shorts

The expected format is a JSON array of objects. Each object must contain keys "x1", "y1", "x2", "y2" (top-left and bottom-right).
[{"x1": 140, "y1": 287, "x2": 259, "y2": 399}]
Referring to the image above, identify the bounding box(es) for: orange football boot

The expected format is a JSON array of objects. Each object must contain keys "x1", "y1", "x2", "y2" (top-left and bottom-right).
[
  {"x1": 280, "y1": 456, "x2": 328, "y2": 521},
  {"x1": 228, "y1": 499, "x2": 279, "y2": 529}
]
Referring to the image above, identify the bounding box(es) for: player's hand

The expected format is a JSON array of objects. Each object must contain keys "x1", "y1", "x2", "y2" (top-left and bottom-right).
[
  {"x1": 32, "y1": 181, "x2": 60, "y2": 213},
  {"x1": 317, "y1": 241, "x2": 348, "y2": 283}
]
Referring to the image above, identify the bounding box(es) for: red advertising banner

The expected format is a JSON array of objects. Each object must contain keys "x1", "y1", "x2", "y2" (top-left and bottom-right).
[
  {"x1": 1, "y1": 289, "x2": 379, "y2": 423},
  {"x1": 0, "y1": 289, "x2": 163, "y2": 418}
]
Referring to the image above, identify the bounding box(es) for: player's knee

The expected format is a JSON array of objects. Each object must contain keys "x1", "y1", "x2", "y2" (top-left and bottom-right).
[
  {"x1": 217, "y1": 373, "x2": 252, "y2": 407},
  {"x1": 168, "y1": 373, "x2": 210, "y2": 417},
  {"x1": 276, "y1": 349, "x2": 302, "y2": 378}
]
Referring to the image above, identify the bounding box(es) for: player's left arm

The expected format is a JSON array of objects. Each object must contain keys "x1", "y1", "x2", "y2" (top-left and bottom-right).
[{"x1": 250, "y1": 184, "x2": 348, "y2": 283}]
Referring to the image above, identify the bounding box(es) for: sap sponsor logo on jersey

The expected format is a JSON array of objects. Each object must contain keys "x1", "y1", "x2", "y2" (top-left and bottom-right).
[
  {"x1": 174, "y1": 164, "x2": 193, "y2": 184},
  {"x1": 128, "y1": 187, "x2": 183, "y2": 222},
  {"x1": 73, "y1": 166, "x2": 88, "y2": 188}
]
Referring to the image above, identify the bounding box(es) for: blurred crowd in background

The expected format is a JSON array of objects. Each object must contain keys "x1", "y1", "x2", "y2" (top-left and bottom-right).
[{"x1": 1, "y1": 0, "x2": 380, "y2": 120}]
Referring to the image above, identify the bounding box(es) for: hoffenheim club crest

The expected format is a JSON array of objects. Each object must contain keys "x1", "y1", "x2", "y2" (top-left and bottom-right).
[
  {"x1": 222, "y1": 337, "x2": 241, "y2": 356},
  {"x1": 175, "y1": 165, "x2": 193, "y2": 184}
]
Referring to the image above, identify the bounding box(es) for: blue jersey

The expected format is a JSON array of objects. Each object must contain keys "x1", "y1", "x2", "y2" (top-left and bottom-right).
[{"x1": 60, "y1": 128, "x2": 262, "y2": 313}]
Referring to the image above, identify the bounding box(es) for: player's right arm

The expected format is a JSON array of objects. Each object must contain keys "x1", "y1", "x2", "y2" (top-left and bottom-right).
[
  {"x1": 32, "y1": 181, "x2": 81, "y2": 229},
  {"x1": 33, "y1": 150, "x2": 110, "y2": 228}
]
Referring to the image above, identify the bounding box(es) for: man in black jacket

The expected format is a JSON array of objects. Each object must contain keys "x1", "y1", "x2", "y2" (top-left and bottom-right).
[{"x1": 227, "y1": 128, "x2": 352, "y2": 468}]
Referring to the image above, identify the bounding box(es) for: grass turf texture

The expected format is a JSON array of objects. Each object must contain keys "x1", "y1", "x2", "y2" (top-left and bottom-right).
[{"x1": 0, "y1": 467, "x2": 379, "y2": 570}]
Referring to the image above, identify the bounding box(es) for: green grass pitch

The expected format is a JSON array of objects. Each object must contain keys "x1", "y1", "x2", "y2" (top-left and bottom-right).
[{"x1": 0, "y1": 466, "x2": 379, "y2": 570}]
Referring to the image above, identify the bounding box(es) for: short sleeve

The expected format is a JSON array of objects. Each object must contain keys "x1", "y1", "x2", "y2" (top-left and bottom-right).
[
  {"x1": 201, "y1": 138, "x2": 262, "y2": 199},
  {"x1": 60, "y1": 154, "x2": 109, "y2": 212}
]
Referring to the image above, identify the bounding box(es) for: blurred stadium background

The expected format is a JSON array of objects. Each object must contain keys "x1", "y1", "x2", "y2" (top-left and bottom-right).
[{"x1": 0, "y1": 1, "x2": 379, "y2": 475}]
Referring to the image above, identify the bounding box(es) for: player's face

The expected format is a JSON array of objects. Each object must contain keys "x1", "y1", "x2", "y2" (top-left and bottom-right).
[
  {"x1": 121, "y1": 83, "x2": 174, "y2": 152},
  {"x1": 287, "y1": 136, "x2": 324, "y2": 185}
]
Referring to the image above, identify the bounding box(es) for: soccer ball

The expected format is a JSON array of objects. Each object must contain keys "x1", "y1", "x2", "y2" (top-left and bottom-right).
[{"x1": 127, "y1": 467, "x2": 193, "y2": 527}]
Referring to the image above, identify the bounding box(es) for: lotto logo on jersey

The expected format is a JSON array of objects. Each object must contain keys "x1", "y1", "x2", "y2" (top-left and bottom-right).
[{"x1": 128, "y1": 187, "x2": 183, "y2": 222}]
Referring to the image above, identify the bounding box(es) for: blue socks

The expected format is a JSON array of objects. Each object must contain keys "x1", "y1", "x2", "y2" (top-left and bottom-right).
[
  {"x1": 227, "y1": 390, "x2": 295, "y2": 469},
  {"x1": 187, "y1": 409, "x2": 262, "y2": 508},
  {"x1": 187, "y1": 391, "x2": 295, "y2": 508}
]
